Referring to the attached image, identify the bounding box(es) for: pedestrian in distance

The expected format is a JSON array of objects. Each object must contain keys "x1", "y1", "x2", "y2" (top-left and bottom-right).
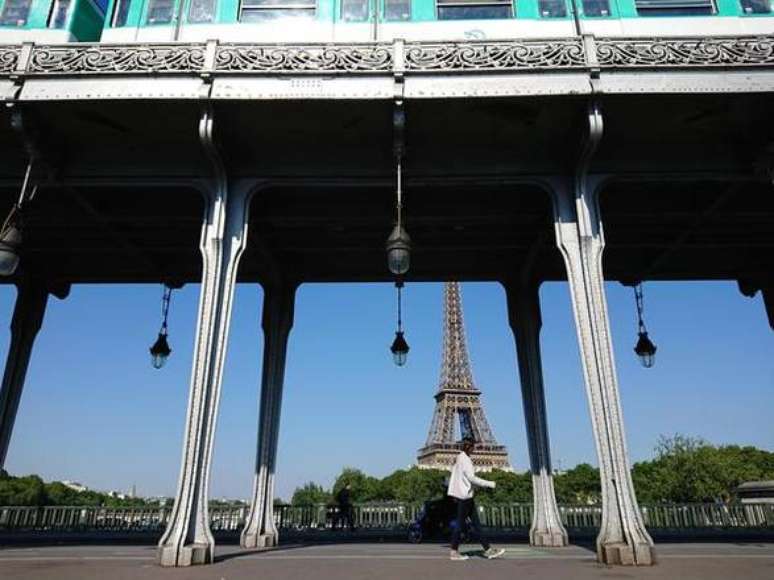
[
  {"x1": 335, "y1": 483, "x2": 355, "y2": 532},
  {"x1": 447, "y1": 436, "x2": 505, "y2": 561}
]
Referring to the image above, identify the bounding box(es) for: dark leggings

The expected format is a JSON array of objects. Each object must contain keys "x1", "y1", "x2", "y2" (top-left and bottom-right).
[{"x1": 450, "y1": 498, "x2": 490, "y2": 551}]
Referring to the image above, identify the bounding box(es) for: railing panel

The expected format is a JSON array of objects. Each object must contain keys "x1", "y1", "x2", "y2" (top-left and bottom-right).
[
  {"x1": 1, "y1": 502, "x2": 773, "y2": 533},
  {"x1": 0, "y1": 36, "x2": 773, "y2": 80}
]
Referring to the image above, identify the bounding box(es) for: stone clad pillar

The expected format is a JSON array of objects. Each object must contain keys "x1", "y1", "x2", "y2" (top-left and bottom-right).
[
  {"x1": 157, "y1": 108, "x2": 252, "y2": 569},
  {"x1": 0, "y1": 280, "x2": 49, "y2": 470},
  {"x1": 241, "y1": 283, "x2": 296, "y2": 549},
  {"x1": 504, "y1": 282, "x2": 568, "y2": 547},
  {"x1": 548, "y1": 103, "x2": 655, "y2": 566}
]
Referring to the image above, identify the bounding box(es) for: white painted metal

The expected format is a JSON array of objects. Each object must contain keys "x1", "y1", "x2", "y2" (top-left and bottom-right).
[
  {"x1": 0, "y1": 30, "x2": 73, "y2": 43},
  {"x1": 5, "y1": 35, "x2": 774, "y2": 102},
  {"x1": 548, "y1": 103, "x2": 655, "y2": 566},
  {"x1": 156, "y1": 109, "x2": 253, "y2": 567}
]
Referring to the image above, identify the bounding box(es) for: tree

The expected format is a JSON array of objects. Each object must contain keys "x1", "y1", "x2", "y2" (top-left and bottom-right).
[
  {"x1": 379, "y1": 467, "x2": 447, "y2": 504},
  {"x1": 554, "y1": 464, "x2": 601, "y2": 504},
  {"x1": 0, "y1": 474, "x2": 46, "y2": 506},
  {"x1": 475, "y1": 470, "x2": 532, "y2": 505},
  {"x1": 291, "y1": 482, "x2": 330, "y2": 506},
  {"x1": 630, "y1": 435, "x2": 774, "y2": 503},
  {"x1": 332, "y1": 468, "x2": 381, "y2": 503}
]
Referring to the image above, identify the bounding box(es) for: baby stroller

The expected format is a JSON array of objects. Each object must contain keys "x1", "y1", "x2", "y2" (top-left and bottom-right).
[{"x1": 407, "y1": 496, "x2": 467, "y2": 544}]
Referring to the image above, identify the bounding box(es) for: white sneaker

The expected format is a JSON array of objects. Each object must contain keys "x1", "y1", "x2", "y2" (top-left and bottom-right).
[
  {"x1": 450, "y1": 551, "x2": 469, "y2": 561},
  {"x1": 484, "y1": 548, "x2": 505, "y2": 560}
]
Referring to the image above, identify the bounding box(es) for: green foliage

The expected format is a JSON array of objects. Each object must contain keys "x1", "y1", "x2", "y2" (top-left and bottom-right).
[
  {"x1": 554, "y1": 463, "x2": 602, "y2": 504},
  {"x1": 631, "y1": 435, "x2": 774, "y2": 503},
  {"x1": 291, "y1": 482, "x2": 331, "y2": 506},
  {"x1": 332, "y1": 468, "x2": 382, "y2": 503},
  {"x1": 0, "y1": 474, "x2": 156, "y2": 507},
  {"x1": 0, "y1": 474, "x2": 46, "y2": 506},
  {"x1": 284, "y1": 438, "x2": 774, "y2": 507},
  {"x1": 475, "y1": 470, "x2": 532, "y2": 505},
  {"x1": 378, "y1": 467, "x2": 448, "y2": 503}
]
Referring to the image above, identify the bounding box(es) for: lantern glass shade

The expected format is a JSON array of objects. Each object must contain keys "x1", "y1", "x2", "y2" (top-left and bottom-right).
[
  {"x1": 150, "y1": 332, "x2": 172, "y2": 369},
  {"x1": 390, "y1": 331, "x2": 409, "y2": 367},
  {"x1": 0, "y1": 225, "x2": 22, "y2": 277},
  {"x1": 634, "y1": 331, "x2": 657, "y2": 368},
  {"x1": 386, "y1": 225, "x2": 411, "y2": 276}
]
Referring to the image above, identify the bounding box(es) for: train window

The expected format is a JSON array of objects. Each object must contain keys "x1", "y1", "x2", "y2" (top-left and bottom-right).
[
  {"x1": 635, "y1": 0, "x2": 716, "y2": 15},
  {"x1": 146, "y1": 0, "x2": 175, "y2": 23},
  {"x1": 740, "y1": 0, "x2": 770, "y2": 12},
  {"x1": 0, "y1": 0, "x2": 32, "y2": 25},
  {"x1": 538, "y1": 0, "x2": 566, "y2": 16},
  {"x1": 582, "y1": 0, "x2": 610, "y2": 15},
  {"x1": 48, "y1": 0, "x2": 71, "y2": 27},
  {"x1": 385, "y1": 0, "x2": 410, "y2": 18},
  {"x1": 436, "y1": 0, "x2": 512, "y2": 20},
  {"x1": 384, "y1": 0, "x2": 410, "y2": 19},
  {"x1": 341, "y1": 0, "x2": 369, "y2": 21},
  {"x1": 112, "y1": 0, "x2": 131, "y2": 25},
  {"x1": 240, "y1": 0, "x2": 317, "y2": 21},
  {"x1": 189, "y1": 0, "x2": 216, "y2": 22}
]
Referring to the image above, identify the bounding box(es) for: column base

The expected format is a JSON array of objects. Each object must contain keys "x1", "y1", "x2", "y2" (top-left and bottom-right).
[
  {"x1": 598, "y1": 542, "x2": 656, "y2": 566},
  {"x1": 240, "y1": 532, "x2": 278, "y2": 549},
  {"x1": 158, "y1": 542, "x2": 214, "y2": 567},
  {"x1": 530, "y1": 529, "x2": 568, "y2": 547}
]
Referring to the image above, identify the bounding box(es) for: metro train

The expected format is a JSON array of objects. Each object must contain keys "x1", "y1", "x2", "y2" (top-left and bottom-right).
[{"x1": 0, "y1": 0, "x2": 772, "y2": 44}]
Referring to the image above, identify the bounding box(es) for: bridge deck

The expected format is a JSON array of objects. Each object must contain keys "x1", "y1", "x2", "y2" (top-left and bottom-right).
[{"x1": 1, "y1": 542, "x2": 773, "y2": 580}]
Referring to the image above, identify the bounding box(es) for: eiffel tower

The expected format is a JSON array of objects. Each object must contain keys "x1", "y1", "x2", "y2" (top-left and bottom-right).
[{"x1": 417, "y1": 282, "x2": 510, "y2": 472}]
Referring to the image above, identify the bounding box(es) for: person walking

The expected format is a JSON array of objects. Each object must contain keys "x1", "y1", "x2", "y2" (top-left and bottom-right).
[
  {"x1": 335, "y1": 483, "x2": 355, "y2": 532},
  {"x1": 447, "y1": 436, "x2": 505, "y2": 561}
]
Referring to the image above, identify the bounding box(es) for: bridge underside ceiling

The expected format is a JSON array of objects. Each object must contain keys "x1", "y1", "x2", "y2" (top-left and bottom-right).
[{"x1": 0, "y1": 93, "x2": 771, "y2": 286}]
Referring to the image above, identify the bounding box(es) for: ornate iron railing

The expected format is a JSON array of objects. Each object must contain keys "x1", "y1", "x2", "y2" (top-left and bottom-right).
[
  {"x1": 595, "y1": 36, "x2": 774, "y2": 68},
  {"x1": 1, "y1": 502, "x2": 772, "y2": 533},
  {"x1": 1, "y1": 36, "x2": 774, "y2": 77}
]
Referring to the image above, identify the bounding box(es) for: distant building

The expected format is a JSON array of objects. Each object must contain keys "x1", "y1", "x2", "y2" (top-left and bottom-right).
[
  {"x1": 61, "y1": 480, "x2": 88, "y2": 493},
  {"x1": 736, "y1": 481, "x2": 774, "y2": 504}
]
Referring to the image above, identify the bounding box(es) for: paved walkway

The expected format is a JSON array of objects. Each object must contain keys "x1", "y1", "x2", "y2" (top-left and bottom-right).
[{"x1": 1, "y1": 542, "x2": 773, "y2": 580}]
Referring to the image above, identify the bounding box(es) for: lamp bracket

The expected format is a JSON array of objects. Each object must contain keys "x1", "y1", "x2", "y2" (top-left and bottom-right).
[
  {"x1": 393, "y1": 101, "x2": 405, "y2": 161},
  {"x1": 392, "y1": 39, "x2": 406, "y2": 161},
  {"x1": 8, "y1": 107, "x2": 58, "y2": 207},
  {"x1": 9, "y1": 107, "x2": 43, "y2": 163}
]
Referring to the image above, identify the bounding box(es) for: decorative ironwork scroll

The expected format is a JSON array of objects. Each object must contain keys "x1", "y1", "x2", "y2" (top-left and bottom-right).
[
  {"x1": 27, "y1": 44, "x2": 206, "y2": 74},
  {"x1": 215, "y1": 44, "x2": 393, "y2": 73},
  {"x1": 596, "y1": 36, "x2": 774, "y2": 68},
  {"x1": 0, "y1": 46, "x2": 19, "y2": 74},
  {"x1": 0, "y1": 35, "x2": 773, "y2": 78},
  {"x1": 404, "y1": 39, "x2": 586, "y2": 71}
]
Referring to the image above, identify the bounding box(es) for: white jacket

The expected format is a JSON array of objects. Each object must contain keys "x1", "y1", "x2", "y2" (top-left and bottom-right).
[{"x1": 447, "y1": 451, "x2": 496, "y2": 500}]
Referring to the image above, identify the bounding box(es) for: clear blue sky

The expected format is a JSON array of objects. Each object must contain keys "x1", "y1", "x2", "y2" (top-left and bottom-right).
[{"x1": 1, "y1": 280, "x2": 772, "y2": 501}]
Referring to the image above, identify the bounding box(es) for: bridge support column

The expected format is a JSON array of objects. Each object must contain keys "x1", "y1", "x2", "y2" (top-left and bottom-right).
[
  {"x1": 0, "y1": 280, "x2": 49, "y2": 470},
  {"x1": 764, "y1": 286, "x2": 774, "y2": 330},
  {"x1": 158, "y1": 109, "x2": 250, "y2": 567},
  {"x1": 739, "y1": 280, "x2": 774, "y2": 331},
  {"x1": 505, "y1": 282, "x2": 568, "y2": 548},
  {"x1": 242, "y1": 283, "x2": 296, "y2": 549},
  {"x1": 549, "y1": 103, "x2": 655, "y2": 566}
]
